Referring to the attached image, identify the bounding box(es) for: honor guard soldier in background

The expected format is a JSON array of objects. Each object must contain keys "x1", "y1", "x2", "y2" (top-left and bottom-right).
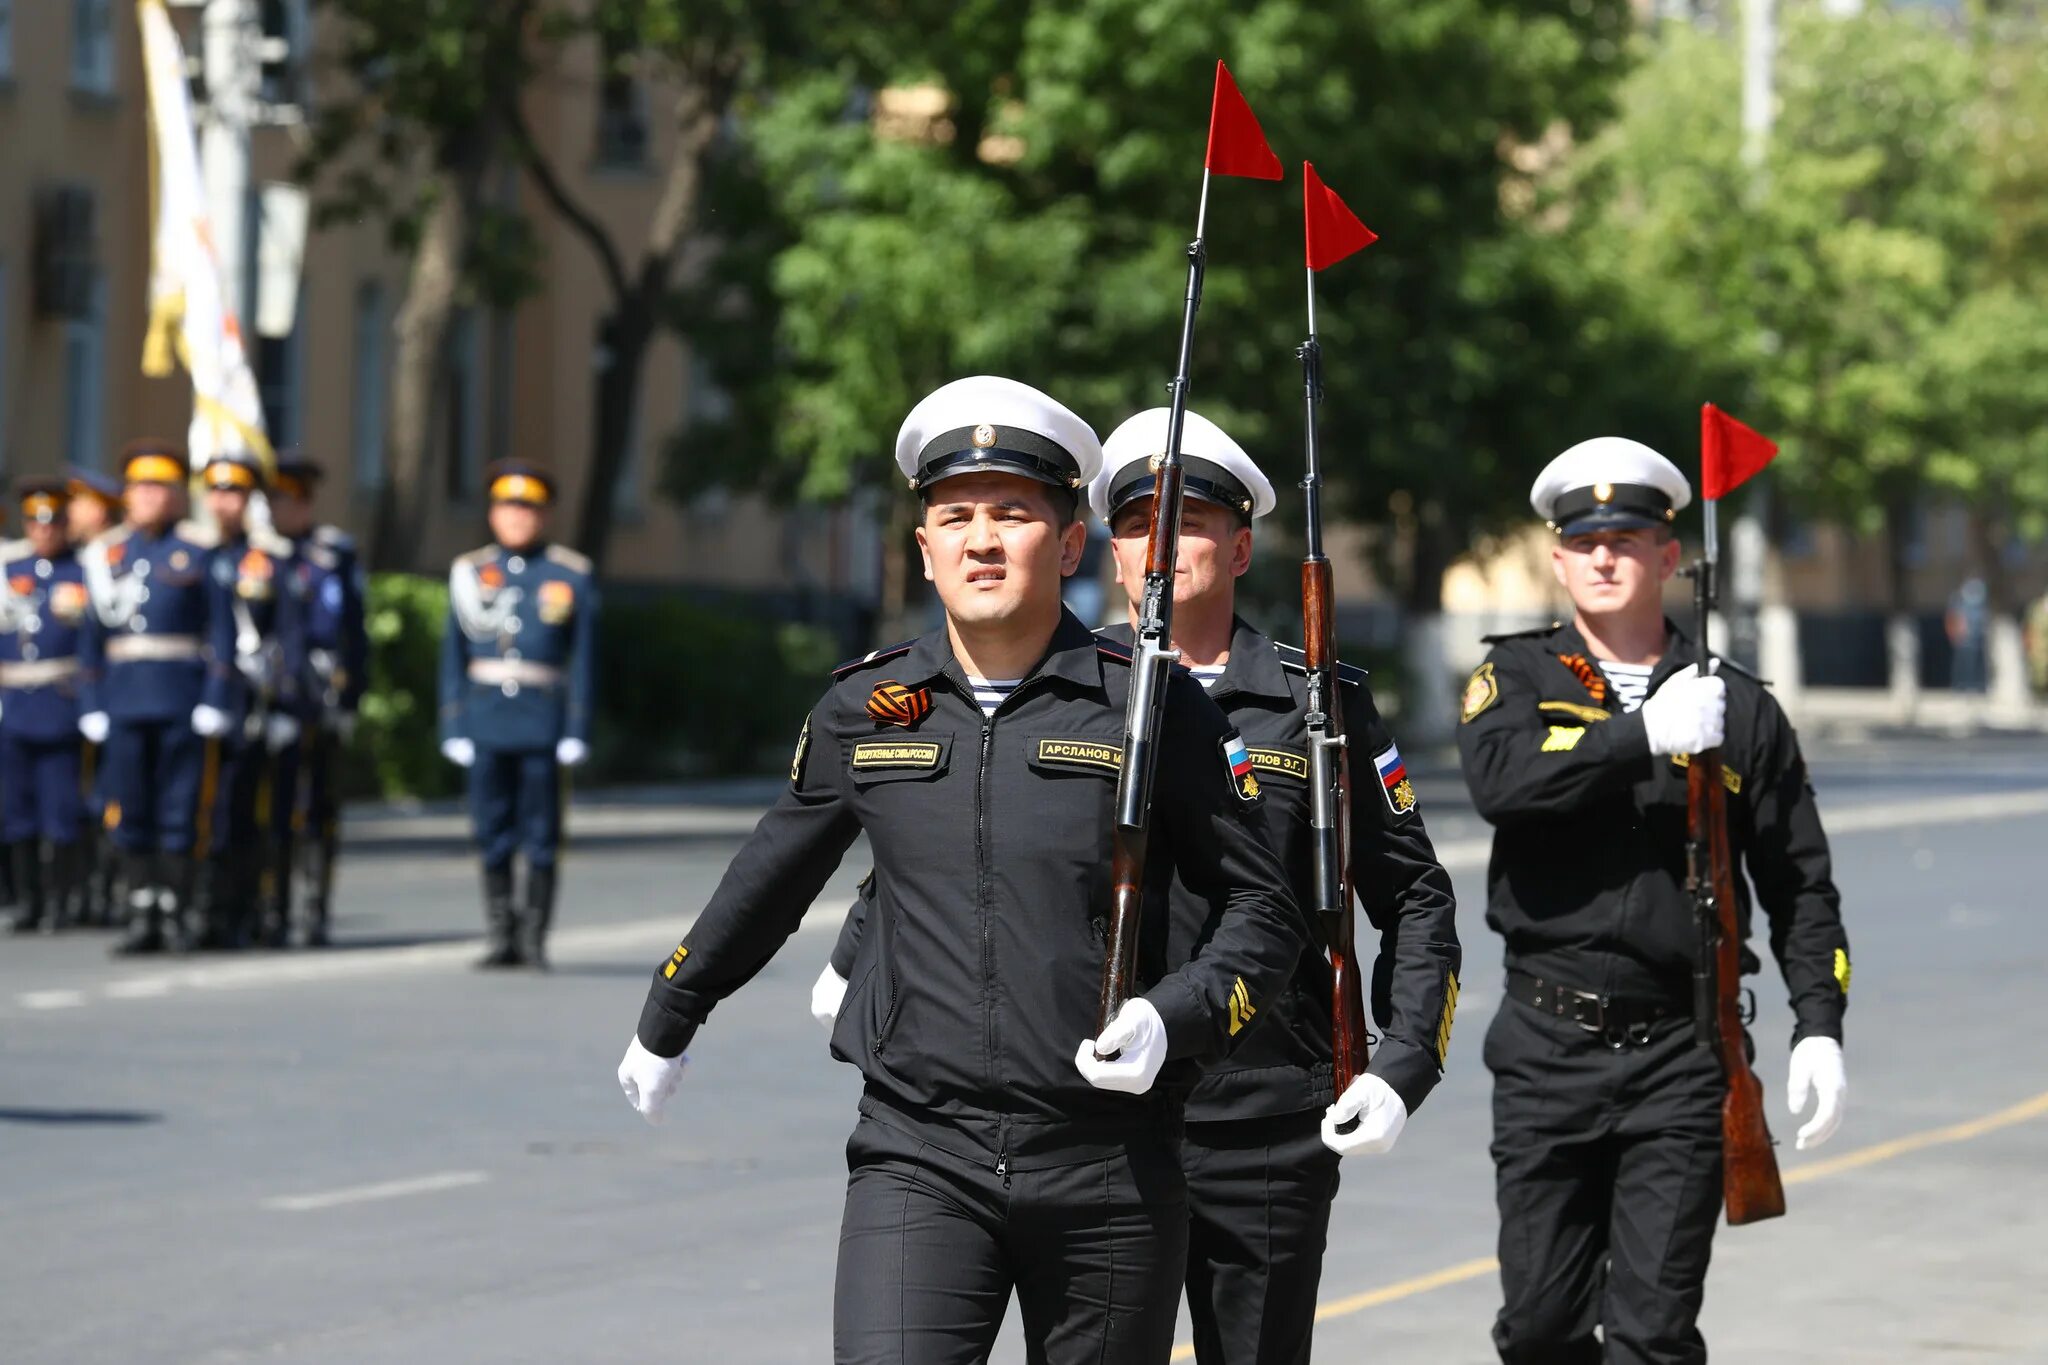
[
  {"x1": 1, "y1": 481, "x2": 91, "y2": 933},
  {"x1": 79, "y1": 441, "x2": 233, "y2": 955},
  {"x1": 268, "y1": 456, "x2": 366, "y2": 947},
  {"x1": 67, "y1": 467, "x2": 125, "y2": 925},
  {"x1": 196, "y1": 455, "x2": 303, "y2": 949},
  {"x1": 618, "y1": 377, "x2": 1309, "y2": 1365},
  {"x1": 439, "y1": 461, "x2": 595, "y2": 970},
  {"x1": 813, "y1": 408, "x2": 1461, "y2": 1364},
  {"x1": 1458, "y1": 438, "x2": 1851, "y2": 1365}
]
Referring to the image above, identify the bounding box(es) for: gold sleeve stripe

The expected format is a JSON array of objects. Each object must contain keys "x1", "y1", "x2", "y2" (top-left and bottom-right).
[
  {"x1": 1541, "y1": 725, "x2": 1586, "y2": 752},
  {"x1": 1227, "y1": 977, "x2": 1258, "y2": 1037},
  {"x1": 1435, "y1": 971, "x2": 1460, "y2": 1068}
]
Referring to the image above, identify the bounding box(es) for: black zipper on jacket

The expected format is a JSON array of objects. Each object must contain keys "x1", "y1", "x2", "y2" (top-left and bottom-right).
[{"x1": 976, "y1": 720, "x2": 995, "y2": 1084}]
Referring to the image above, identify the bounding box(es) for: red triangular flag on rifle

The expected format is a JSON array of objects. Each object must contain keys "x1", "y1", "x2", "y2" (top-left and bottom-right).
[
  {"x1": 1304, "y1": 162, "x2": 1378, "y2": 271},
  {"x1": 1700, "y1": 403, "x2": 1778, "y2": 501},
  {"x1": 1205, "y1": 61, "x2": 1283, "y2": 181}
]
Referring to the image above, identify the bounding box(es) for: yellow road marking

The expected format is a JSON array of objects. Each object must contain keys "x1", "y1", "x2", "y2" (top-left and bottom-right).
[{"x1": 1167, "y1": 1087, "x2": 2048, "y2": 1359}]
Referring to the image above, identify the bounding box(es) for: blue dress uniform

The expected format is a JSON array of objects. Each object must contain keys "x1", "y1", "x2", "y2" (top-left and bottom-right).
[
  {"x1": 195, "y1": 455, "x2": 305, "y2": 949},
  {"x1": 269, "y1": 457, "x2": 367, "y2": 947},
  {"x1": 1, "y1": 481, "x2": 91, "y2": 933},
  {"x1": 439, "y1": 461, "x2": 596, "y2": 968},
  {"x1": 67, "y1": 467, "x2": 127, "y2": 926},
  {"x1": 78, "y1": 441, "x2": 235, "y2": 955}
]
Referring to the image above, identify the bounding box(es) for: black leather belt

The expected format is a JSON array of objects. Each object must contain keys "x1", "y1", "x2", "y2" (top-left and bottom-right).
[{"x1": 1505, "y1": 969, "x2": 1688, "y2": 1047}]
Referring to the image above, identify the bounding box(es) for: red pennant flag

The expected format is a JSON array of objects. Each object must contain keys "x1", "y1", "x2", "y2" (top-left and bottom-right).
[
  {"x1": 1304, "y1": 162, "x2": 1378, "y2": 271},
  {"x1": 1700, "y1": 403, "x2": 1779, "y2": 501},
  {"x1": 1204, "y1": 61, "x2": 1283, "y2": 181}
]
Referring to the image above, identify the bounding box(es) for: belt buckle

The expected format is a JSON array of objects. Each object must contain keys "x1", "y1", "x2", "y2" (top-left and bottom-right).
[{"x1": 1561, "y1": 986, "x2": 1606, "y2": 1036}]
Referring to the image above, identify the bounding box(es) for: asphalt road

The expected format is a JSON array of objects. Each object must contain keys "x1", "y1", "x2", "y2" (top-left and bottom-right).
[{"x1": 4, "y1": 736, "x2": 2047, "y2": 1363}]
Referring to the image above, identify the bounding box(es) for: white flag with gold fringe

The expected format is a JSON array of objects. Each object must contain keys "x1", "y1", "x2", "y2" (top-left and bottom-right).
[{"x1": 136, "y1": 0, "x2": 272, "y2": 473}]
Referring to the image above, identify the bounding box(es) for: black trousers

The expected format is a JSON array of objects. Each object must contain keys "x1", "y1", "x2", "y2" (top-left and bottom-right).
[
  {"x1": 1486, "y1": 998, "x2": 1726, "y2": 1365},
  {"x1": 1180, "y1": 1110, "x2": 1341, "y2": 1365},
  {"x1": 833, "y1": 1114, "x2": 1187, "y2": 1365}
]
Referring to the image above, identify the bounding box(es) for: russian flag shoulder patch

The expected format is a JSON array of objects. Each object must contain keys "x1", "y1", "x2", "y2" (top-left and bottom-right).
[
  {"x1": 1373, "y1": 741, "x2": 1418, "y2": 816},
  {"x1": 1221, "y1": 732, "x2": 1262, "y2": 804}
]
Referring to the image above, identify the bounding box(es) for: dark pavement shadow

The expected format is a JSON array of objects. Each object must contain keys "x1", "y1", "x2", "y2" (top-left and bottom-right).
[{"x1": 0, "y1": 1107, "x2": 163, "y2": 1126}]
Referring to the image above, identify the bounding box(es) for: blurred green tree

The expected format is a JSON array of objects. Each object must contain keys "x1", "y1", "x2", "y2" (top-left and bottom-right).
[
  {"x1": 675, "y1": 0, "x2": 1672, "y2": 700},
  {"x1": 1557, "y1": 8, "x2": 2048, "y2": 627}
]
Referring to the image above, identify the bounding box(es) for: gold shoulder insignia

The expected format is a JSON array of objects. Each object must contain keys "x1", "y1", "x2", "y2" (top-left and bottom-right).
[{"x1": 545, "y1": 544, "x2": 593, "y2": 575}]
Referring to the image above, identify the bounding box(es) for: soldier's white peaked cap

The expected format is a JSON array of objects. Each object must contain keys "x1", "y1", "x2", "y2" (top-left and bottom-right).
[
  {"x1": 895, "y1": 376, "x2": 1103, "y2": 492},
  {"x1": 1530, "y1": 436, "x2": 1693, "y2": 533},
  {"x1": 1091, "y1": 408, "x2": 1277, "y2": 525}
]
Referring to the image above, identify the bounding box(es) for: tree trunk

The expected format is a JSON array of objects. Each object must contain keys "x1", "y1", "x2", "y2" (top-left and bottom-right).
[
  {"x1": 1969, "y1": 502, "x2": 2030, "y2": 713},
  {"x1": 876, "y1": 496, "x2": 922, "y2": 646},
  {"x1": 566, "y1": 80, "x2": 723, "y2": 572},
  {"x1": 1397, "y1": 503, "x2": 1460, "y2": 742},
  {"x1": 574, "y1": 302, "x2": 653, "y2": 565},
  {"x1": 368, "y1": 131, "x2": 490, "y2": 571}
]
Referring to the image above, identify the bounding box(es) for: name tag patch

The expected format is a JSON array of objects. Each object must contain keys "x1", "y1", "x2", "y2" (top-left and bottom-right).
[
  {"x1": 851, "y1": 740, "x2": 943, "y2": 771},
  {"x1": 1247, "y1": 747, "x2": 1309, "y2": 782},
  {"x1": 1036, "y1": 738, "x2": 1123, "y2": 774}
]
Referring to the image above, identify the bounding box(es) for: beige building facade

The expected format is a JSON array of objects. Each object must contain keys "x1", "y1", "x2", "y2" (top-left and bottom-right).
[{"x1": 0, "y1": 0, "x2": 877, "y2": 622}]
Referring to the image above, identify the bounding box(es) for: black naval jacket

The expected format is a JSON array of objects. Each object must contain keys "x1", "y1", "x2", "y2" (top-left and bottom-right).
[
  {"x1": 1456, "y1": 619, "x2": 1850, "y2": 1045},
  {"x1": 638, "y1": 609, "x2": 1307, "y2": 1164},
  {"x1": 835, "y1": 617, "x2": 1462, "y2": 1122}
]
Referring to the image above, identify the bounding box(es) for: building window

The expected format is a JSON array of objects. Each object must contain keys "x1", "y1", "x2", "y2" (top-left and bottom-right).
[
  {"x1": 443, "y1": 309, "x2": 483, "y2": 501},
  {"x1": 258, "y1": 0, "x2": 308, "y2": 112},
  {"x1": 594, "y1": 41, "x2": 649, "y2": 168},
  {"x1": 62, "y1": 276, "x2": 107, "y2": 469},
  {"x1": 257, "y1": 294, "x2": 304, "y2": 453},
  {"x1": 72, "y1": 0, "x2": 114, "y2": 95},
  {"x1": 351, "y1": 281, "x2": 388, "y2": 488}
]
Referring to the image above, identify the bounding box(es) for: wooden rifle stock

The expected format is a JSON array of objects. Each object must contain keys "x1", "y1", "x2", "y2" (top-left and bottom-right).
[{"x1": 1686, "y1": 553, "x2": 1785, "y2": 1224}]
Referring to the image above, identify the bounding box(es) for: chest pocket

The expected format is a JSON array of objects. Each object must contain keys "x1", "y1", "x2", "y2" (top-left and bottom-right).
[
  {"x1": 843, "y1": 732, "x2": 953, "y2": 786},
  {"x1": 1027, "y1": 736, "x2": 1124, "y2": 780}
]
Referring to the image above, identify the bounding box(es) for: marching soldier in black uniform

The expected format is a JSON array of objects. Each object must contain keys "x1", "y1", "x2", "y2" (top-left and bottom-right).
[
  {"x1": 818, "y1": 408, "x2": 1460, "y2": 1364},
  {"x1": 439, "y1": 461, "x2": 596, "y2": 970},
  {"x1": 78, "y1": 441, "x2": 235, "y2": 955},
  {"x1": 1458, "y1": 438, "x2": 1850, "y2": 1365},
  {"x1": 268, "y1": 457, "x2": 367, "y2": 947},
  {"x1": 1, "y1": 480, "x2": 92, "y2": 933},
  {"x1": 195, "y1": 455, "x2": 304, "y2": 949},
  {"x1": 617, "y1": 377, "x2": 1309, "y2": 1364},
  {"x1": 67, "y1": 468, "x2": 124, "y2": 926}
]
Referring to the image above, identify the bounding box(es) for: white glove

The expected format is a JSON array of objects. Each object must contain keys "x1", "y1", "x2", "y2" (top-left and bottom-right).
[
  {"x1": 556, "y1": 737, "x2": 589, "y2": 768},
  {"x1": 1322, "y1": 1073, "x2": 1409, "y2": 1157},
  {"x1": 1641, "y1": 664, "x2": 1726, "y2": 756},
  {"x1": 1075, "y1": 997, "x2": 1170, "y2": 1095},
  {"x1": 441, "y1": 737, "x2": 476, "y2": 768},
  {"x1": 810, "y1": 964, "x2": 848, "y2": 1031},
  {"x1": 264, "y1": 712, "x2": 302, "y2": 752},
  {"x1": 327, "y1": 711, "x2": 359, "y2": 742},
  {"x1": 1787, "y1": 1035, "x2": 1846, "y2": 1151},
  {"x1": 191, "y1": 704, "x2": 231, "y2": 738},
  {"x1": 79, "y1": 711, "x2": 110, "y2": 744},
  {"x1": 617, "y1": 1035, "x2": 687, "y2": 1124}
]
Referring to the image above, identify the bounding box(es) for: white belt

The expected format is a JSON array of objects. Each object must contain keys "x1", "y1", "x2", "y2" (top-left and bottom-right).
[
  {"x1": 468, "y1": 659, "x2": 563, "y2": 688},
  {"x1": 0, "y1": 658, "x2": 82, "y2": 687},
  {"x1": 106, "y1": 635, "x2": 203, "y2": 663}
]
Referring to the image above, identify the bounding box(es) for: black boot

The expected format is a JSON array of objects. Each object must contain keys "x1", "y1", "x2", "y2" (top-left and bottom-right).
[
  {"x1": 8, "y1": 841, "x2": 46, "y2": 934},
  {"x1": 262, "y1": 834, "x2": 294, "y2": 949},
  {"x1": 519, "y1": 865, "x2": 556, "y2": 971},
  {"x1": 161, "y1": 854, "x2": 196, "y2": 954},
  {"x1": 475, "y1": 865, "x2": 518, "y2": 969},
  {"x1": 48, "y1": 841, "x2": 83, "y2": 933},
  {"x1": 194, "y1": 853, "x2": 235, "y2": 950},
  {"x1": 93, "y1": 830, "x2": 120, "y2": 928},
  {"x1": 297, "y1": 830, "x2": 335, "y2": 947},
  {"x1": 111, "y1": 852, "x2": 164, "y2": 956}
]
